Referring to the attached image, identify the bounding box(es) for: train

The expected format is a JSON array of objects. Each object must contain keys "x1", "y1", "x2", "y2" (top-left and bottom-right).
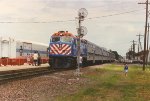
[{"x1": 48, "y1": 31, "x2": 115, "y2": 68}]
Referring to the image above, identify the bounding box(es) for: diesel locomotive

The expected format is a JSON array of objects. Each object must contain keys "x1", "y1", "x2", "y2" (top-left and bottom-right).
[{"x1": 48, "y1": 31, "x2": 115, "y2": 68}]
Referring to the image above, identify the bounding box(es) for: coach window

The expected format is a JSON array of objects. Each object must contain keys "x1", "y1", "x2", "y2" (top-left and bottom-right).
[{"x1": 19, "y1": 46, "x2": 23, "y2": 56}]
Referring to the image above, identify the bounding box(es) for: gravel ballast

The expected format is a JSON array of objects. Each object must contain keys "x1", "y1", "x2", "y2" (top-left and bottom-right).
[{"x1": 0, "y1": 68, "x2": 90, "y2": 101}]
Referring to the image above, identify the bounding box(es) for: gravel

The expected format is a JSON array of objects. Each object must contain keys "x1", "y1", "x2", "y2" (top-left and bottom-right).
[{"x1": 0, "y1": 68, "x2": 90, "y2": 101}]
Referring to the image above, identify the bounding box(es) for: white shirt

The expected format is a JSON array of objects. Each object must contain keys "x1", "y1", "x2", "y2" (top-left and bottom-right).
[
  {"x1": 33, "y1": 53, "x2": 38, "y2": 60},
  {"x1": 79, "y1": 56, "x2": 83, "y2": 63}
]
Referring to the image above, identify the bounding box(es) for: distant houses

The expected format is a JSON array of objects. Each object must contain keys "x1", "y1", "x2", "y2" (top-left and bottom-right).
[{"x1": 126, "y1": 50, "x2": 150, "y2": 64}]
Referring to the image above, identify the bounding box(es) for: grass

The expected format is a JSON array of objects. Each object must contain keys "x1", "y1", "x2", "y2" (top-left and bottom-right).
[{"x1": 56, "y1": 64, "x2": 150, "y2": 101}]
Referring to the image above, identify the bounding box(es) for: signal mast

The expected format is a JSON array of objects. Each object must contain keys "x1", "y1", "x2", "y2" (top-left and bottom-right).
[{"x1": 76, "y1": 8, "x2": 88, "y2": 76}]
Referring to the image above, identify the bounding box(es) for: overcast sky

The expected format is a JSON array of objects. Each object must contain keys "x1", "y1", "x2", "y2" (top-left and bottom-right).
[{"x1": 0, "y1": 0, "x2": 146, "y2": 56}]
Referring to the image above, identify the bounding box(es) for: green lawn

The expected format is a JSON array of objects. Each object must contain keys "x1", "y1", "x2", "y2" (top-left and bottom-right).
[{"x1": 56, "y1": 64, "x2": 150, "y2": 101}]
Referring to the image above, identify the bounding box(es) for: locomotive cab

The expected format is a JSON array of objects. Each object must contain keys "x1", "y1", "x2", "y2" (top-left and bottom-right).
[{"x1": 49, "y1": 32, "x2": 75, "y2": 56}]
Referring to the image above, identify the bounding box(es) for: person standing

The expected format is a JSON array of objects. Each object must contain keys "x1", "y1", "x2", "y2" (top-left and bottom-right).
[
  {"x1": 124, "y1": 64, "x2": 128, "y2": 76},
  {"x1": 33, "y1": 51, "x2": 38, "y2": 66},
  {"x1": 37, "y1": 52, "x2": 41, "y2": 66},
  {"x1": 79, "y1": 56, "x2": 83, "y2": 68},
  {"x1": 31, "y1": 54, "x2": 34, "y2": 66},
  {"x1": 26, "y1": 54, "x2": 31, "y2": 65}
]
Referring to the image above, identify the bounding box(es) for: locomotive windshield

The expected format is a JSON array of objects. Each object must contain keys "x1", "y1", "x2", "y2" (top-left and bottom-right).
[
  {"x1": 51, "y1": 37, "x2": 60, "y2": 42},
  {"x1": 51, "y1": 36, "x2": 72, "y2": 43},
  {"x1": 61, "y1": 36, "x2": 72, "y2": 43}
]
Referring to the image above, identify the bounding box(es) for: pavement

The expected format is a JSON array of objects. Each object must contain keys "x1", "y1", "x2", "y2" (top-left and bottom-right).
[{"x1": 0, "y1": 63, "x2": 49, "y2": 72}]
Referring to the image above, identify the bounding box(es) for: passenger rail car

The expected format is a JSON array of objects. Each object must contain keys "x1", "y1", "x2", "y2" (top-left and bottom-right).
[
  {"x1": 0, "y1": 37, "x2": 48, "y2": 58},
  {"x1": 16, "y1": 41, "x2": 48, "y2": 58},
  {"x1": 49, "y1": 31, "x2": 115, "y2": 68}
]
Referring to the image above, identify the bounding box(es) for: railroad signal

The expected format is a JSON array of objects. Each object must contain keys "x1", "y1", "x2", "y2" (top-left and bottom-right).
[
  {"x1": 76, "y1": 8, "x2": 88, "y2": 76},
  {"x1": 77, "y1": 26, "x2": 87, "y2": 38},
  {"x1": 78, "y1": 8, "x2": 88, "y2": 20}
]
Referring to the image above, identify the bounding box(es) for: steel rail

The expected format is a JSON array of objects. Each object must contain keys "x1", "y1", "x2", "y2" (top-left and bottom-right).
[{"x1": 0, "y1": 68, "x2": 54, "y2": 84}]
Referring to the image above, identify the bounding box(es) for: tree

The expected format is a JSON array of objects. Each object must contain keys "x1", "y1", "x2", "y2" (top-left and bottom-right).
[{"x1": 112, "y1": 51, "x2": 119, "y2": 60}]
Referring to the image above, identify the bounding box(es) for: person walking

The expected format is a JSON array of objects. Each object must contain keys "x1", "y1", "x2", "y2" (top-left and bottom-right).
[{"x1": 124, "y1": 64, "x2": 128, "y2": 77}]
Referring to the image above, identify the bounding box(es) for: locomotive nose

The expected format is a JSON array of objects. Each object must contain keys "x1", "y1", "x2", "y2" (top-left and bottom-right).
[{"x1": 50, "y1": 43, "x2": 71, "y2": 56}]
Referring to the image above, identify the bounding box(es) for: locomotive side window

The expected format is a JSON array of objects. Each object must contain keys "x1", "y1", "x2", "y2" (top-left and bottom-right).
[
  {"x1": 61, "y1": 36, "x2": 72, "y2": 43},
  {"x1": 51, "y1": 37, "x2": 60, "y2": 42}
]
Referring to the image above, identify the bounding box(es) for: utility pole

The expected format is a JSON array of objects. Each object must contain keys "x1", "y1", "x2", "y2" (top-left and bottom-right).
[
  {"x1": 138, "y1": 0, "x2": 150, "y2": 71},
  {"x1": 0, "y1": 37, "x2": 1, "y2": 66},
  {"x1": 147, "y1": 23, "x2": 149, "y2": 51},
  {"x1": 136, "y1": 34, "x2": 144, "y2": 53},
  {"x1": 128, "y1": 48, "x2": 131, "y2": 60},
  {"x1": 146, "y1": 23, "x2": 150, "y2": 64},
  {"x1": 130, "y1": 44, "x2": 133, "y2": 59},
  {"x1": 131, "y1": 40, "x2": 136, "y2": 59},
  {"x1": 131, "y1": 45, "x2": 133, "y2": 51}
]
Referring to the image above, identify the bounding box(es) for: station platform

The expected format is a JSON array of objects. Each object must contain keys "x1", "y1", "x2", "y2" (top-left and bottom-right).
[{"x1": 0, "y1": 63, "x2": 49, "y2": 73}]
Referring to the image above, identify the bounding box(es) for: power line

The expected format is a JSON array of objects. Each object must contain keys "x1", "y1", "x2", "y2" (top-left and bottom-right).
[
  {"x1": 87, "y1": 8, "x2": 145, "y2": 19},
  {"x1": 90, "y1": 1, "x2": 140, "y2": 11},
  {"x1": 0, "y1": 9, "x2": 145, "y2": 23},
  {"x1": 0, "y1": 20, "x2": 75, "y2": 23},
  {"x1": 90, "y1": 1, "x2": 130, "y2": 8}
]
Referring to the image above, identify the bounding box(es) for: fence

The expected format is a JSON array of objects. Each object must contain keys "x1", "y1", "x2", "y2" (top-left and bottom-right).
[{"x1": 0, "y1": 57, "x2": 49, "y2": 66}]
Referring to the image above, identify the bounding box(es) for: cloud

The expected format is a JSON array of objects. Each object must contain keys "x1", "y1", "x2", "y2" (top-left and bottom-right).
[{"x1": 0, "y1": 0, "x2": 146, "y2": 56}]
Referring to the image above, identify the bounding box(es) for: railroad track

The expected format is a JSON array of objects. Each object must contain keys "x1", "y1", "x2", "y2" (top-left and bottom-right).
[
  {"x1": 0, "y1": 67, "x2": 74, "y2": 84},
  {"x1": 0, "y1": 67, "x2": 54, "y2": 84}
]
